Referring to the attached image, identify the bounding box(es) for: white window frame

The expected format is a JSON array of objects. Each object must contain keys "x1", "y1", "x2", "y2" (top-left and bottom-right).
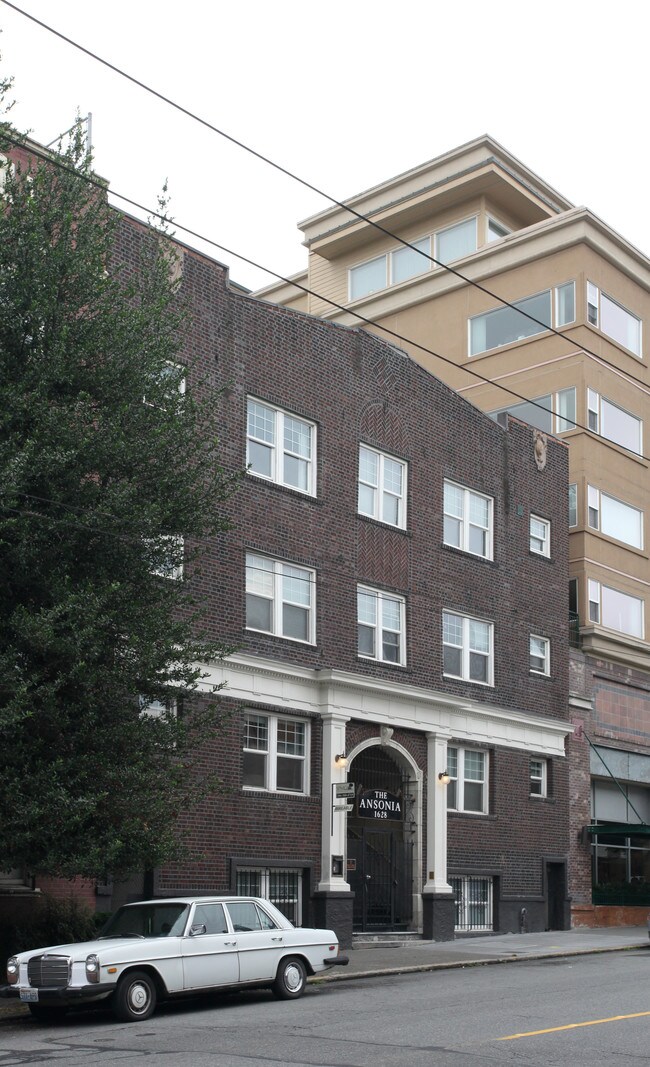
[
  {"x1": 588, "y1": 579, "x2": 644, "y2": 638},
  {"x1": 586, "y1": 389, "x2": 642, "y2": 455},
  {"x1": 587, "y1": 485, "x2": 643, "y2": 549},
  {"x1": 433, "y1": 216, "x2": 478, "y2": 265},
  {"x1": 357, "y1": 585, "x2": 406, "y2": 666},
  {"x1": 242, "y1": 712, "x2": 309, "y2": 796},
  {"x1": 447, "y1": 746, "x2": 488, "y2": 813},
  {"x1": 529, "y1": 758, "x2": 547, "y2": 797},
  {"x1": 529, "y1": 634, "x2": 550, "y2": 676},
  {"x1": 358, "y1": 445, "x2": 407, "y2": 528},
  {"x1": 443, "y1": 481, "x2": 493, "y2": 559},
  {"x1": 587, "y1": 282, "x2": 642, "y2": 357},
  {"x1": 246, "y1": 397, "x2": 316, "y2": 496},
  {"x1": 469, "y1": 283, "x2": 575, "y2": 357},
  {"x1": 442, "y1": 612, "x2": 494, "y2": 686},
  {"x1": 530, "y1": 515, "x2": 551, "y2": 557},
  {"x1": 487, "y1": 217, "x2": 510, "y2": 242},
  {"x1": 245, "y1": 553, "x2": 315, "y2": 644}
]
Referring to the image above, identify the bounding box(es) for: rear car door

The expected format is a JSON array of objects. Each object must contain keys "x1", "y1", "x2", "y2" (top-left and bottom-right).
[
  {"x1": 181, "y1": 903, "x2": 239, "y2": 990},
  {"x1": 224, "y1": 901, "x2": 285, "y2": 982}
]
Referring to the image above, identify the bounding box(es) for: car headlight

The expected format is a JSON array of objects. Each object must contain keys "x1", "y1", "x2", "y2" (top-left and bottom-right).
[
  {"x1": 6, "y1": 957, "x2": 18, "y2": 985},
  {"x1": 85, "y1": 954, "x2": 100, "y2": 983}
]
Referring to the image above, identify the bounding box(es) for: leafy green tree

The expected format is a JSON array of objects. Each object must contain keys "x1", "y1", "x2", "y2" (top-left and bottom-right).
[{"x1": 0, "y1": 101, "x2": 238, "y2": 878}]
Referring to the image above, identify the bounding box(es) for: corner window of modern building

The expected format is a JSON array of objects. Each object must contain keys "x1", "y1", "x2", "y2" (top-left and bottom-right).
[
  {"x1": 358, "y1": 445, "x2": 407, "y2": 528},
  {"x1": 247, "y1": 398, "x2": 316, "y2": 495},
  {"x1": 587, "y1": 389, "x2": 642, "y2": 455},
  {"x1": 434, "y1": 217, "x2": 477, "y2": 265},
  {"x1": 530, "y1": 758, "x2": 548, "y2": 797},
  {"x1": 245, "y1": 553, "x2": 315, "y2": 643},
  {"x1": 530, "y1": 515, "x2": 551, "y2": 556},
  {"x1": 587, "y1": 486, "x2": 643, "y2": 549},
  {"x1": 529, "y1": 634, "x2": 550, "y2": 675},
  {"x1": 242, "y1": 713, "x2": 308, "y2": 794},
  {"x1": 443, "y1": 481, "x2": 493, "y2": 559},
  {"x1": 447, "y1": 746, "x2": 488, "y2": 812},
  {"x1": 487, "y1": 217, "x2": 510, "y2": 242},
  {"x1": 568, "y1": 484, "x2": 578, "y2": 528},
  {"x1": 469, "y1": 283, "x2": 575, "y2": 356},
  {"x1": 588, "y1": 579, "x2": 643, "y2": 638},
  {"x1": 357, "y1": 585, "x2": 405, "y2": 665},
  {"x1": 236, "y1": 867, "x2": 303, "y2": 924},
  {"x1": 587, "y1": 282, "x2": 642, "y2": 356},
  {"x1": 490, "y1": 386, "x2": 576, "y2": 435},
  {"x1": 443, "y1": 612, "x2": 493, "y2": 685}
]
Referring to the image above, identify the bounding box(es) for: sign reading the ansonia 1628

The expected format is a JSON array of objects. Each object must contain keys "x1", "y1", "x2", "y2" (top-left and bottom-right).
[{"x1": 357, "y1": 789, "x2": 403, "y2": 821}]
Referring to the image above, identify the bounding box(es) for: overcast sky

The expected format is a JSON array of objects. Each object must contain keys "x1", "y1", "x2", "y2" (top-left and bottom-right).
[{"x1": 0, "y1": 0, "x2": 648, "y2": 293}]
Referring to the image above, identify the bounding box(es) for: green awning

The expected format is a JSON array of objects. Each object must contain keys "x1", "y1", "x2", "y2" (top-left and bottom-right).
[{"x1": 584, "y1": 823, "x2": 650, "y2": 837}]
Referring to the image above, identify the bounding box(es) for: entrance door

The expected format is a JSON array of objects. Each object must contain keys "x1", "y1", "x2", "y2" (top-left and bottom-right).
[
  {"x1": 546, "y1": 862, "x2": 566, "y2": 931},
  {"x1": 348, "y1": 827, "x2": 413, "y2": 931}
]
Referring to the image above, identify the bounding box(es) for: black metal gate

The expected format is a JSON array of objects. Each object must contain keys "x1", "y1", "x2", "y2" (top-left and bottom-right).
[{"x1": 348, "y1": 827, "x2": 413, "y2": 930}]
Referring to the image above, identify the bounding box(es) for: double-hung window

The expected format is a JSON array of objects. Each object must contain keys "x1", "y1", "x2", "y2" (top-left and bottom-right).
[
  {"x1": 588, "y1": 580, "x2": 643, "y2": 638},
  {"x1": 245, "y1": 553, "x2": 315, "y2": 643},
  {"x1": 530, "y1": 758, "x2": 547, "y2": 797},
  {"x1": 357, "y1": 585, "x2": 405, "y2": 665},
  {"x1": 587, "y1": 486, "x2": 643, "y2": 549},
  {"x1": 443, "y1": 612, "x2": 493, "y2": 684},
  {"x1": 358, "y1": 445, "x2": 407, "y2": 528},
  {"x1": 447, "y1": 747, "x2": 488, "y2": 812},
  {"x1": 529, "y1": 635, "x2": 550, "y2": 675},
  {"x1": 443, "y1": 481, "x2": 493, "y2": 559},
  {"x1": 242, "y1": 712, "x2": 308, "y2": 794},
  {"x1": 587, "y1": 283, "x2": 642, "y2": 356},
  {"x1": 530, "y1": 515, "x2": 551, "y2": 557},
  {"x1": 247, "y1": 398, "x2": 316, "y2": 495},
  {"x1": 469, "y1": 283, "x2": 575, "y2": 356},
  {"x1": 587, "y1": 390, "x2": 642, "y2": 455}
]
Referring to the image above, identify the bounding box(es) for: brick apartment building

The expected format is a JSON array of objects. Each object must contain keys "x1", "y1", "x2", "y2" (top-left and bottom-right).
[{"x1": 108, "y1": 213, "x2": 572, "y2": 944}]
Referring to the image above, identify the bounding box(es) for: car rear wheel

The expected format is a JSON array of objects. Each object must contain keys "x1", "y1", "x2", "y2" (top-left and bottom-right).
[
  {"x1": 112, "y1": 970, "x2": 157, "y2": 1022},
  {"x1": 272, "y1": 956, "x2": 307, "y2": 999},
  {"x1": 28, "y1": 1004, "x2": 69, "y2": 1024}
]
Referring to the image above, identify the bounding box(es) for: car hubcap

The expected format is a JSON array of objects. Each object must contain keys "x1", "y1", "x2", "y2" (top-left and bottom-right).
[
  {"x1": 129, "y1": 982, "x2": 150, "y2": 1012},
  {"x1": 285, "y1": 964, "x2": 302, "y2": 992}
]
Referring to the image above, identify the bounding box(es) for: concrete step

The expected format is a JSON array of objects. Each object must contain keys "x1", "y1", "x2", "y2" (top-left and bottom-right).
[{"x1": 353, "y1": 931, "x2": 423, "y2": 948}]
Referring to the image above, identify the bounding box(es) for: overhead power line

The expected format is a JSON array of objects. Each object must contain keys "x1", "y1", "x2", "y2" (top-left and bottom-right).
[{"x1": 4, "y1": 0, "x2": 650, "y2": 398}]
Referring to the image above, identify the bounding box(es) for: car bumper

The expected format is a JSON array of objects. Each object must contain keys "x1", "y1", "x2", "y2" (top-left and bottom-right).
[
  {"x1": 323, "y1": 955, "x2": 349, "y2": 967},
  {"x1": 0, "y1": 983, "x2": 115, "y2": 1003}
]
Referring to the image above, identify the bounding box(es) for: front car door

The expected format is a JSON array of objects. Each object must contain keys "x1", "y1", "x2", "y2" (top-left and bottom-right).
[{"x1": 181, "y1": 903, "x2": 239, "y2": 990}]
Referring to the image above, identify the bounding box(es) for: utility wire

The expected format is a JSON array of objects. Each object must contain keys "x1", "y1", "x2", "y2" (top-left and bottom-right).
[
  {"x1": 3, "y1": 0, "x2": 650, "y2": 394},
  {"x1": 2, "y1": 132, "x2": 646, "y2": 462}
]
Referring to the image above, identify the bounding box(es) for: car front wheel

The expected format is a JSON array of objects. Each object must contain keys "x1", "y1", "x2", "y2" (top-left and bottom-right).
[
  {"x1": 272, "y1": 956, "x2": 307, "y2": 999},
  {"x1": 112, "y1": 970, "x2": 157, "y2": 1022}
]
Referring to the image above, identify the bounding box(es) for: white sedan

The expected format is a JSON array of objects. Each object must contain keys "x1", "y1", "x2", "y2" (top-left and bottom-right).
[{"x1": 1, "y1": 896, "x2": 348, "y2": 1022}]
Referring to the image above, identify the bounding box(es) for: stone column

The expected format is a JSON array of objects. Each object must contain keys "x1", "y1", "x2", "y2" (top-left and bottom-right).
[
  {"x1": 313, "y1": 711, "x2": 353, "y2": 946},
  {"x1": 422, "y1": 730, "x2": 455, "y2": 940}
]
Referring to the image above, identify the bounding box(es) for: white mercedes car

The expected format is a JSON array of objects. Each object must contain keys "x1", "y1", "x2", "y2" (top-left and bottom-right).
[{"x1": 1, "y1": 896, "x2": 348, "y2": 1022}]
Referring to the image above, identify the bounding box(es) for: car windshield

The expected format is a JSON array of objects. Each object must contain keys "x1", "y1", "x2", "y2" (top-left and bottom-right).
[{"x1": 100, "y1": 902, "x2": 190, "y2": 938}]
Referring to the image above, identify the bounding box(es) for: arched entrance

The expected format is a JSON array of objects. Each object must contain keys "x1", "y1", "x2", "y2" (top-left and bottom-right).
[{"x1": 347, "y1": 745, "x2": 416, "y2": 931}]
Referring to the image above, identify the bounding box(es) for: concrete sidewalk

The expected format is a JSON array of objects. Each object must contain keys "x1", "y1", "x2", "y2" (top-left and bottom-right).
[{"x1": 315, "y1": 925, "x2": 650, "y2": 984}]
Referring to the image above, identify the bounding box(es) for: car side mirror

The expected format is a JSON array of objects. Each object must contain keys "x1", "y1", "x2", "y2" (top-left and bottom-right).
[{"x1": 189, "y1": 923, "x2": 207, "y2": 936}]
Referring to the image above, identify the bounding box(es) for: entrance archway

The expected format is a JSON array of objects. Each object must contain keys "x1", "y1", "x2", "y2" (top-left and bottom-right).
[{"x1": 346, "y1": 742, "x2": 419, "y2": 931}]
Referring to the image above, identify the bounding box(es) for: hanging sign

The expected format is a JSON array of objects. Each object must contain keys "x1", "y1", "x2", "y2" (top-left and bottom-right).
[{"x1": 358, "y1": 789, "x2": 403, "y2": 821}]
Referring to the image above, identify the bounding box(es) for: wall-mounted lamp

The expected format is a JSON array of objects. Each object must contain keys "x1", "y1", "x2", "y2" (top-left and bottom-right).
[
  {"x1": 438, "y1": 771, "x2": 450, "y2": 785},
  {"x1": 335, "y1": 754, "x2": 349, "y2": 769}
]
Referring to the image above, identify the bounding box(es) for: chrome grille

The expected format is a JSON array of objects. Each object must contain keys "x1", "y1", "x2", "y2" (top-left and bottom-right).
[{"x1": 27, "y1": 954, "x2": 71, "y2": 988}]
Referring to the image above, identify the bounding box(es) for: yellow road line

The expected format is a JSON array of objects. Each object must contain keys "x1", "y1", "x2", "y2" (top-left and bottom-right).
[{"x1": 499, "y1": 1011, "x2": 650, "y2": 1040}]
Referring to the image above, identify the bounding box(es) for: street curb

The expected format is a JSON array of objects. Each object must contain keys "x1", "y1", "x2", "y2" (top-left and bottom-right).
[{"x1": 309, "y1": 941, "x2": 650, "y2": 985}]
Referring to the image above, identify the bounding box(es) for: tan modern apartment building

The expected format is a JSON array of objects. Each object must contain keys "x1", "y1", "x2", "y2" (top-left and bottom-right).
[{"x1": 256, "y1": 136, "x2": 650, "y2": 924}]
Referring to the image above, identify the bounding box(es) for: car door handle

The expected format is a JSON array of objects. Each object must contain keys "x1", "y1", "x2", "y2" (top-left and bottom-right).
[
  {"x1": 271, "y1": 936, "x2": 283, "y2": 942},
  {"x1": 224, "y1": 940, "x2": 237, "y2": 946}
]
